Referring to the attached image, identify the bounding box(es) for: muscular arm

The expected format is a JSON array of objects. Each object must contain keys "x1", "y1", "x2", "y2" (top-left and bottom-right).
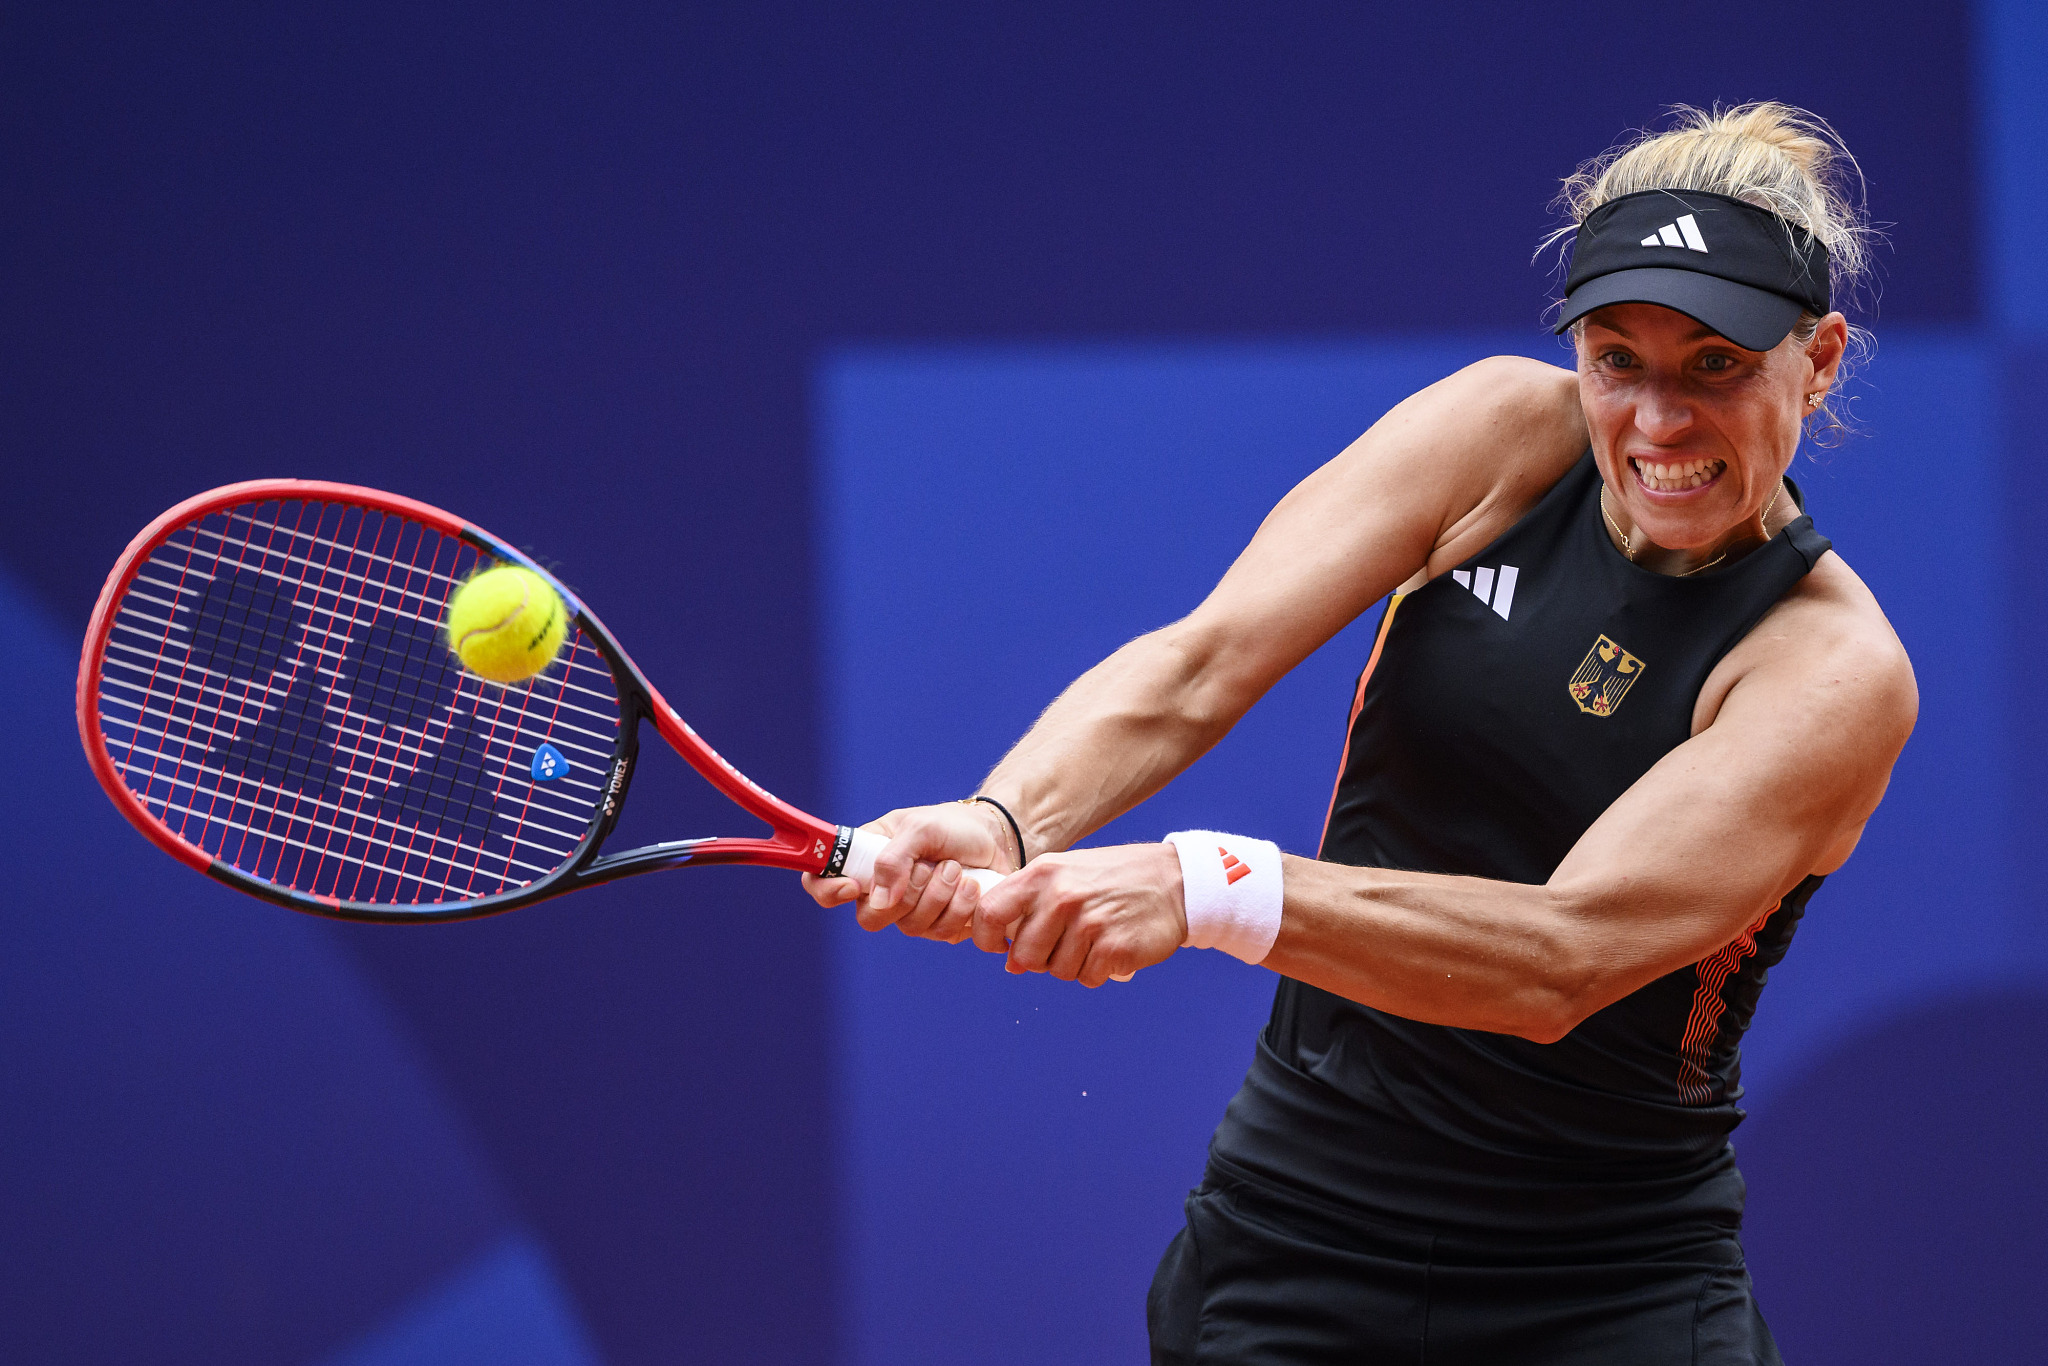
[
  {"x1": 982, "y1": 356, "x2": 1585, "y2": 859},
  {"x1": 986, "y1": 560, "x2": 1916, "y2": 1036},
  {"x1": 1268, "y1": 571, "x2": 1913, "y2": 1036},
  {"x1": 817, "y1": 356, "x2": 1582, "y2": 931}
]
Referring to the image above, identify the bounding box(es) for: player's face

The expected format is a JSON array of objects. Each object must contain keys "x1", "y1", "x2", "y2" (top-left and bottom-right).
[{"x1": 1575, "y1": 303, "x2": 1843, "y2": 555}]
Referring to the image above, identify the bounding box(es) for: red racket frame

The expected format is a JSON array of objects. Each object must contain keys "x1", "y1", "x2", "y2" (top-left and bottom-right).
[{"x1": 78, "y1": 479, "x2": 857, "y2": 922}]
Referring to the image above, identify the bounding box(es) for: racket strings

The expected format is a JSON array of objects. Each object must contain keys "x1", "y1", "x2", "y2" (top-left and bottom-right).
[{"x1": 95, "y1": 498, "x2": 622, "y2": 907}]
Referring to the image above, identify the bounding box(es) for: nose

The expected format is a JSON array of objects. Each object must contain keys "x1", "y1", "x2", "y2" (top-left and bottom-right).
[{"x1": 1632, "y1": 379, "x2": 1694, "y2": 444}]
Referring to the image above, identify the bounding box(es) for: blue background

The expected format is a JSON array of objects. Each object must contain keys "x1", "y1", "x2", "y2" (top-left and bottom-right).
[{"x1": 3, "y1": 3, "x2": 2041, "y2": 1362}]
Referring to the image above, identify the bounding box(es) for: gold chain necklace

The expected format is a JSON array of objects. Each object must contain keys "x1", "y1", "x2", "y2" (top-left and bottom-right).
[{"x1": 1601, "y1": 480, "x2": 1782, "y2": 578}]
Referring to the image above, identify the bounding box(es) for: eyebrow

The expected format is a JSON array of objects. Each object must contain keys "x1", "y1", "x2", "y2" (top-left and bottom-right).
[{"x1": 1586, "y1": 320, "x2": 1723, "y2": 344}]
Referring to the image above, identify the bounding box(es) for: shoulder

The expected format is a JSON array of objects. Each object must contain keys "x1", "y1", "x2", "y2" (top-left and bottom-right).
[
  {"x1": 1221, "y1": 356, "x2": 1587, "y2": 626},
  {"x1": 1452, "y1": 354, "x2": 1581, "y2": 418},
  {"x1": 1304, "y1": 354, "x2": 1582, "y2": 519},
  {"x1": 1380, "y1": 356, "x2": 1586, "y2": 574},
  {"x1": 1380, "y1": 354, "x2": 1581, "y2": 443},
  {"x1": 1698, "y1": 550, "x2": 1918, "y2": 750}
]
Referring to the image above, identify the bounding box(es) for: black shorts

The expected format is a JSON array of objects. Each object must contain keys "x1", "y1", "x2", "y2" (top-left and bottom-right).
[{"x1": 1147, "y1": 1162, "x2": 1783, "y2": 1366}]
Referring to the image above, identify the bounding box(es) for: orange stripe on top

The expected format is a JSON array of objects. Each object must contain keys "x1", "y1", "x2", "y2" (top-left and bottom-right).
[
  {"x1": 1675, "y1": 898, "x2": 1782, "y2": 1105},
  {"x1": 1316, "y1": 594, "x2": 1404, "y2": 854}
]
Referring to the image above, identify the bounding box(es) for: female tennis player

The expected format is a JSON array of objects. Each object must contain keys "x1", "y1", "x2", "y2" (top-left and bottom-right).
[{"x1": 807, "y1": 103, "x2": 1915, "y2": 1364}]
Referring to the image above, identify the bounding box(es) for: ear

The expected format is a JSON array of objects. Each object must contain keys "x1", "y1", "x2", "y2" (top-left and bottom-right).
[{"x1": 1807, "y1": 312, "x2": 1850, "y2": 391}]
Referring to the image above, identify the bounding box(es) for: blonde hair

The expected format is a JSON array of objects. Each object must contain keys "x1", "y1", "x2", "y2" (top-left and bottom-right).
[{"x1": 1546, "y1": 102, "x2": 1879, "y2": 437}]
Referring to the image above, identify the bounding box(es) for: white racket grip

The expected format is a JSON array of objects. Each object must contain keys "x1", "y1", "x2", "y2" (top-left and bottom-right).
[
  {"x1": 837, "y1": 828, "x2": 1133, "y2": 981},
  {"x1": 842, "y1": 826, "x2": 1006, "y2": 893}
]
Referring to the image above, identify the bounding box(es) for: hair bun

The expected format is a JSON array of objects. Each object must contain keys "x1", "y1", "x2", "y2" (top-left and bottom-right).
[
  {"x1": 1549, "y1": 101, "x2": 1876, "y2": 309},
  {"x1": 1721, "y1": 102, "x2": 1832, "y2": 174}
]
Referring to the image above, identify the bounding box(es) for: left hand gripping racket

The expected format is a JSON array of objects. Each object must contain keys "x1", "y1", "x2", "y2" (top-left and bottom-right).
[{"x1": 77, "y1": 480, "x2": 961, "y2": 921}]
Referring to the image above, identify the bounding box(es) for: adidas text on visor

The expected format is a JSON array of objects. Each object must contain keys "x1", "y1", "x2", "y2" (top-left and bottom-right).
[{"x1": 1553, "y1": 189, "x2": 1831, "y2": 353}]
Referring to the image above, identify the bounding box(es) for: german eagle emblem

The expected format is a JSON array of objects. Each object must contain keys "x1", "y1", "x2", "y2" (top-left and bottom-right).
[{"x1": 1568, "y1": 635, "x2": 1646, "y2": 717}]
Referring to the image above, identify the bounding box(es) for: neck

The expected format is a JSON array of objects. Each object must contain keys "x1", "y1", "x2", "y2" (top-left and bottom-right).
[{"x1": 1600, "y1": 480, "x2": 1787, "y2": 577}]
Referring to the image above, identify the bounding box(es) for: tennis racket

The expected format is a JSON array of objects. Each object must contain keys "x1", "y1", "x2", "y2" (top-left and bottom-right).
[{"x1": 76, "y1": 479, "x2": 999, "y2": 922}]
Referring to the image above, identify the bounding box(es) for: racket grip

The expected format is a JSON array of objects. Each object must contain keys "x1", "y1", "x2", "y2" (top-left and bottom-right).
[
  {"x1": 842, "y1": 826, "x2": 1007, "y2": 892},
  {"x1": 838, "y1": 826, "x2": 969, "y2": 885},
  {"x1": 838, "y1": 829, "x2": 1134, "y2": 981}
]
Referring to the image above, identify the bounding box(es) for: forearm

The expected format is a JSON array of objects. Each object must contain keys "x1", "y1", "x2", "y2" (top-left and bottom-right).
[
  {"x1": 980, "y1": 623, "x2": 1250, "y2": 858},
  {"x1": 1261, "y1": 857, "x2": 1594, "y2": 1042}
]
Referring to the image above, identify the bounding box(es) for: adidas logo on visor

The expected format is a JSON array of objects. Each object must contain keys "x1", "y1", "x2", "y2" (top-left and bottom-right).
[{"x1": 1640, "y1": 214, "x2": 1709, "y2": 253}]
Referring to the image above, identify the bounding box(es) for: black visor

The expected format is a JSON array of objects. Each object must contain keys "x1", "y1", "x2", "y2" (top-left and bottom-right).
[{"x1": 1552, "y1": 189, "x2": 1831, "y2": 352}]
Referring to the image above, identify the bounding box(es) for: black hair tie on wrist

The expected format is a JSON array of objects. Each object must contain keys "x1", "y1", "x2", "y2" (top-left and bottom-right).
[{"x1": 965, "y1": 796, "x2": 1028, "y2": 868}]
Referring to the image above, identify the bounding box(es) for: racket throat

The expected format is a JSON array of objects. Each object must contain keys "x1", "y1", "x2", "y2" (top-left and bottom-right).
[{"x1": 577, "y1": 837, "x2": 723, "y2": 886}]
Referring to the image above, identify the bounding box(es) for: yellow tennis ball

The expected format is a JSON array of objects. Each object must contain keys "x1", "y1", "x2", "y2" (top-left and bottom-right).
[{"x1": 444, "y1": 565, "x2": 568, "y2": 684}]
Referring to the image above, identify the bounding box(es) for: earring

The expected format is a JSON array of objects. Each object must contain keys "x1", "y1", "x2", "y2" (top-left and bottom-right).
[{"x1": 1806, "y1": 391, "x2": 1826, "y2": 408}]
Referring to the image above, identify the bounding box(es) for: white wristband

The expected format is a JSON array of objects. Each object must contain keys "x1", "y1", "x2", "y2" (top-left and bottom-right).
[{"x1": 1165, "y1": 831, "x2": 1283, "y2": 965}]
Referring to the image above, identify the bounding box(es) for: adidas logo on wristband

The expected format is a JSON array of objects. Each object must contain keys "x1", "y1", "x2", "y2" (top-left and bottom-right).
[
  {"x1": 1219, "y1": 847, "x2": 1251, "y2": 884},
  {"x1": 1166, "y1": 830, "x2": 1284, "y2": 965}
]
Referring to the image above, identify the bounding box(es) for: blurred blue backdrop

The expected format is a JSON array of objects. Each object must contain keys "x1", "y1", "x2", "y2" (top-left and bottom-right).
[{"x1": 3, "y1": 3, "x2": 2040, "y2": 1363}]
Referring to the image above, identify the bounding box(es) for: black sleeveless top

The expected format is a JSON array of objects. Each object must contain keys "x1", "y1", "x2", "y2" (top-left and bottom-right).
[{"x1": 1210, "y1": 451, "x2": 1833, "y2": 1236}]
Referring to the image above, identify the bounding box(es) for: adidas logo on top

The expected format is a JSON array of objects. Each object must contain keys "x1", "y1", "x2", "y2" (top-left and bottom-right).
[
  {"x1": 1451, "y1": 564, "x2": 1519, "y2": 620},
  {"x1": 1640, "y1": 213, "x2": 1709, "y2": 252}
]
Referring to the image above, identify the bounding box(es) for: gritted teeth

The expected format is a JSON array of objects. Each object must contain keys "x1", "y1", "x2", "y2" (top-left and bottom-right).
[{"x1": 1630, "y1": 456, "x2": 1726, "y2": 493}]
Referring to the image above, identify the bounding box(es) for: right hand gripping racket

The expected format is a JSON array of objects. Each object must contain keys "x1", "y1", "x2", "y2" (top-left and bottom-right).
[{"x1": 77, "y1": 480, "x2": 999, "y2": 921}]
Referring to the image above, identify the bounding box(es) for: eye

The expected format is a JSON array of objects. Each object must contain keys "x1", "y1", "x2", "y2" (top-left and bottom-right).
[
  {"x1": 1599, "y1": 350, "x2": 1634, "y2": 369},
  {"x1": 1698, "y1": 353, "x2": 1734, "y2": 373}
]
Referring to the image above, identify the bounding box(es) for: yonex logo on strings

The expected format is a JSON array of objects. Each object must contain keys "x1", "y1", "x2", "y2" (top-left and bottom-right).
[
  {"x1": 1218, "y1": 847, "x2": 1251, "y2": 885},
  {"x1": 1640, "y1": 214, "x2": 1709, "y2": 253},
  {"x1": 1450, "y1": 564, "x2": 1520, "y2": 621}
]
